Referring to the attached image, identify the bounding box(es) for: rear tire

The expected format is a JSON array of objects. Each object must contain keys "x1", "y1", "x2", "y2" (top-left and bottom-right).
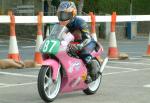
[
  {"x1": 83, "y1": 59, "x2": 102, "y2": 95},
  {"x1": 37, "y1": 66, "x2": 61, "y2": 102}
]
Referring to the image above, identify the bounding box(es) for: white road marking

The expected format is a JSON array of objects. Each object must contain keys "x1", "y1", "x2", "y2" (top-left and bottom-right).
[
  {"x1": 143, "y1": 84, "x2": 150, "y2": 88},
  {"x1": 122, "y1": 52, "x2": 142, "y2": 54},
  {"x1": 0, "y1": 35, "x2": 35, "y2": 42},
  {"x1": 117, "y1": 41, "x2": 140, "y2": 44},
  {"x1": 0, "y1": 67, "x2": 149, "y2": 88},
  {"x1": 109, "y1": 61, "x2": 150, "y2": 66},
  {"x1": 0, "y1": 46, "x2": 35, "y2": 53},
  {"x1": 0, "y1": 82, "x2": 36, "y2": 88},
  {"x1": 0, "y1": 49, "x2": 25, "y2": 53},
  {"x1": 17, "y1": 37, "x2": 35, "y2": 41},
  {"x1": 0, "y1": 64, "x2": 150, "y2": 78},
  {"x1": 0, "y1": 83, "x2": 8, "y2": 86},
  {"x1": 0, "y1": 50, "x2": 8, "y2": 53},
  {"x1": 106, "y1": 65, "x2": 137, "y2": 70},
  {"x1": 104, "y1": 68, "x2": 150, "y2": 76},
  {"x1": 0, "y1": 44, "x2": 8, "y2": 47},
  {"x1": 0, "y1": 71, "x2": 37, "y2": 78},
  {"x1": 130, "y1": 57, "x2": 150, "y2": 60},
  {"x1": 21, "y1": 46, "x2": 35, "y2": 49},
  {"x1": 104, "y1": 70, "x2": 134, "y2": 75},
  {"x1": 0, "y1": 41, "x2": 9, "y2": 43},
  {"x1": 131, "y1": 56, "x2": 144, "y2": 58}
]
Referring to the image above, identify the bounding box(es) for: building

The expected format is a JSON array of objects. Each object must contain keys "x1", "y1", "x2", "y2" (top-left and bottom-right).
[{"x1": 0, "y1": 0, "x2": 40, "y2": 15}]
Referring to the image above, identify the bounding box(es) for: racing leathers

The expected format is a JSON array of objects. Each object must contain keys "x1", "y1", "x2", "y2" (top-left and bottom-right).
[
  {"x1": 67, "y1": 16, "x2": 96, "y2": 60},
  {"x1": 67, "y1": 16, "x2": 98, "y2": 82}
]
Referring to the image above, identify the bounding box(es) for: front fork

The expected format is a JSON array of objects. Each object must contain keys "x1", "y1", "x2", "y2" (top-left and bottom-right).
[{"x1": 99, "y1": 57, "x2": 108, "y2": 74}]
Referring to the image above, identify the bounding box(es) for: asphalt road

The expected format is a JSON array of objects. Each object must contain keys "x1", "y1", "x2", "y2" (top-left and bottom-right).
[{"x1": 0, "y1": 36, "x2": 150, "y2": 103}]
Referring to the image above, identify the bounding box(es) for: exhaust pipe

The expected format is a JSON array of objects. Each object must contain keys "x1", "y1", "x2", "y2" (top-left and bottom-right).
[{"x1": 100, "y1": 57, "x2": 108, "y2": 73}]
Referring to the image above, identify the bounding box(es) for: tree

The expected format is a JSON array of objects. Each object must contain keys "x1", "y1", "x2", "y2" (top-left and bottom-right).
[
  {"x1": 77, "y1": 0, "x2": 84, "y2": 15},
  {"x1": 83, "y1": 0, "x2": 130, "y2": 15},
  {"x1": 67, "y1": 0, "x2": 85, "y2": 15},
  {"x1": 51, "y1": 0, "x2": 60, "y2": 8}
]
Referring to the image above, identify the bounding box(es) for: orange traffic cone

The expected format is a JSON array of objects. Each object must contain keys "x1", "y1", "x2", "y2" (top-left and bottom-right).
[
  {"x1": 108, "y1": 12, "x2": 119, "y2": 59},
  {"x1": 108, "y1": 32, "x2": 119, "y2": 59},
  {"x1": 34, "y1": 12, "x2": 43, "y2": 64},
  {"x1": 8, "y1": 11, "x2": 21, "y2": 62},
  {"x1": 89, "y1": 12, "x2": 97, "y2": 41},
  {"x1": 145, "y1": 33, "x2": 150, "y2": 56}
]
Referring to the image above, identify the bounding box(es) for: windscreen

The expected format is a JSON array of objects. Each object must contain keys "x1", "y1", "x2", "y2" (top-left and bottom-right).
[{"x1": 48, "y1": 24, "x2": 68, "y2": 40}]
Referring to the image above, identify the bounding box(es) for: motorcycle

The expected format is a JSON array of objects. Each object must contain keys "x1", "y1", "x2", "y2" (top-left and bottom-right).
[{"x1": 37, "y1": 24, "x2": 108, "y2": 102}]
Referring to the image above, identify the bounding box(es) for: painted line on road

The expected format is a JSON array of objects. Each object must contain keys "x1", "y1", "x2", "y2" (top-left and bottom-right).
[
  {"x1": 0, "y1": 83, "x2": 8, "y2": 86},
  {"x1": 103, "y1": 68, "x2": 150, "y2": 76},
  {"x1": 0, "y1": 66, "x2": 135, "y2": 78},
  {"x1": 109, "y1": 61, "x2": 150, "y2": 66},
  {"x1": 117, "y1": 41, "x2": 143, "y2": 44},
  {"x1": 0, "y1": 65, "x2": 150, "y2": 78},
  {"x1": 21, "y1": 46, "x2": 35, "y2": 49},
  {"x1": 0, "y1": 82, "x2": 36, "y2": 88},
  {"x1": 106, "y1": 65, "x2": 138, "y2": 70},
  {"x1": 0, "y1": 44, "x2": 8, "y2": 47},
  {"x1": 0, "y1": 50, "x2": 8, "y2": 53},
  {"x1": 143, "y1": 84, "x2": 150, "y2": 88},
  {"x1": 122, "y1": 52, "x2": 142, "y2": 55},
  {"x1": 131, "y1": 56, "x2": 144, "y2": 58},
  {"x1": 0, "y1": 71, "x2": 37, "y2": 78},
  {"x1": 0, "y1": 40, "x2": 9, "y2": 43},
  {"x1": 17, "y1": 37, "x2": 35, "y2": 41},
  {"x1": 0, "y1": 35, "x2": 35, "y2": 42},
  {"x1": 130, "y1": 57, "x2": 150, "y2": 60},
  {"x1": 104, "y1": 70, "x2": 135, "y2": 75},
  {"x1": 0, "y1": 49, "x2": 27, "y2": 53},
  {"x1": 0, "y1": 67, "x2": 150, "y2": 88}
]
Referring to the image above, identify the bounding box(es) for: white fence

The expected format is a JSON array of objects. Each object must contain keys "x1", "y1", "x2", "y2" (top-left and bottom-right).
[{"x1": 0, "y1": 15, "x2": 150, "y2": 23}]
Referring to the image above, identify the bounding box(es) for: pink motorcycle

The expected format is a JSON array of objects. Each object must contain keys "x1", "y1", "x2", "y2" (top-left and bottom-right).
[{"x1": 37, "y1": 24, "x2": 108, "y2": 102}]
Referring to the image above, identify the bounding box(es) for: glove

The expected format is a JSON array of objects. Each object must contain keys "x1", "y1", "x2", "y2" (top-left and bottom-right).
[
  {"x1": 68, "y1": 43, "x2": 83, "y2": 51},
  {"x1": 68, "y1": 44, "x2": 78, "y2": 51},
  {"x1": 75, "y1": 44, "x2": 83, "y2": 50}
]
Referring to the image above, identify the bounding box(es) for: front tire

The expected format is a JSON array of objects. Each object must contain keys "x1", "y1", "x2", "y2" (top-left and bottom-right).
[
  {"x1": 37, "y1": 66, "x2": 61, "y2": 102},
  {"x1": 83, "y1": 59, "x2": 102, "y2": 95}
]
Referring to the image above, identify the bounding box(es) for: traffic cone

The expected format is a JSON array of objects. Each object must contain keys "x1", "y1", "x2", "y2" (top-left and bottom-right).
[
  {"x1": 108, "y1": 12, "x2": 119, "y2": 59},
  {"x1": 145, "y1": 33, "x2": 150, "y2": 56},
  {"x1": 34, "y1": 12, "x2": 43, "y2": 64},
  {"x1": 89, "y1": 12, "x2": 97, "y2": 41},
  {"x1": 8, "y1": 11, "x2": 21, "y2": 62},
  {"x1": 46, "y1": 24, "x2": 50, "y2": 38},
  {"x1": 108, "y1": 32, "x2": 119, "y2": 59}
]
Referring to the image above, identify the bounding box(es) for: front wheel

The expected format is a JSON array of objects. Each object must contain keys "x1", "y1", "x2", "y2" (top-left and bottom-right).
[
  {"x1": 37, "y1": 66, "x2": 61, "y2": 102},
  {"x1": 83, "y1": 59, "x2": 102, "y2": 95}
]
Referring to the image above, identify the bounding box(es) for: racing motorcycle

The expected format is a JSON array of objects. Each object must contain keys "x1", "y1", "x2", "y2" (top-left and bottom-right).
[{"x1": 37, "y1": 24, "x2": 108, "y2": 102}]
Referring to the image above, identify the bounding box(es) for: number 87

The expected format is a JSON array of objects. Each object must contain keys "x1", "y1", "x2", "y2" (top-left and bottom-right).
[{"x1": 43, "y1": 40, "x2": 57, "y2": 52}]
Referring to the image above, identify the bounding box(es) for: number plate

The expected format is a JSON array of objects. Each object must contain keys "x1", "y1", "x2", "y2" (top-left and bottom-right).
[{"x1": 40, "y1": 39, "x2": 60, "y2": 55}]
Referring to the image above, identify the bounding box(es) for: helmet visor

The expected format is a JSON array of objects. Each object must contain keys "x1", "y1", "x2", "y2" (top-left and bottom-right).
[{"x1": 58, "y1": 11, "x2": 73, "y2": 21}]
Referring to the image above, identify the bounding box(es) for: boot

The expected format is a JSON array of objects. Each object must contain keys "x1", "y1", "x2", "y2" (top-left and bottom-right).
[
  {"x1": 90, "y1": 72, "x2": 100, "y2": 81},
  {"x1": 87, "y1": 61, "x2": 100, "y2": 81},
  {"x1": 85, "y1": 63, "x2": 93, "y2": 83},
  {"x1": 85, "y1": 75, "x2": 92, "y2": 83}
]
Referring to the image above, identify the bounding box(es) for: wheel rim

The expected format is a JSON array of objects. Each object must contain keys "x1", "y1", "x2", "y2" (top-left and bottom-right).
[
  {"x1": 88, "y1": 75, "x2": 102, "y2": 91},
  {"x1": 44, "y1": 67, "x2": 61, "y2": 99}
]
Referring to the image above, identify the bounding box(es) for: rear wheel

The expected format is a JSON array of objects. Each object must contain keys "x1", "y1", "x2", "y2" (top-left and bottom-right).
[
  {"x1": 83, "y1": 59, "x2": 102, "y2": 95},
  {"x1": 37, "y1": 66, "x2": 61, "y2": 102}
]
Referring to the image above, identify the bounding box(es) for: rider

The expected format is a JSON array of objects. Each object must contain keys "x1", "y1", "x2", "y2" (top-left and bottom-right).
[{"x1": 57, "y1": 1, "x2": 99, "y2": 83}]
